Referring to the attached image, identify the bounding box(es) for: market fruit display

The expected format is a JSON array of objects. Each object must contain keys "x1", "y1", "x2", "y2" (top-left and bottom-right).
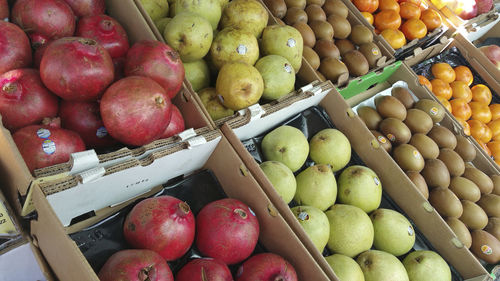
[
  {"x1": 0, "y1": 21, "x2": 32, "y2": 74},
  {"x1": 430, "y1": 0, "x2": 493, "y2": 20},
  {"x1": 235, "y1": 253, "x2": 298, "y2": 281},
  {"x1": 175, "y1": 258, "x2": 232, "y2": 281}
]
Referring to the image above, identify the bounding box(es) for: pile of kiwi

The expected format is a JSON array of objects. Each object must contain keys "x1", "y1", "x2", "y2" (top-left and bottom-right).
[
  {"x1": 264, "y1": 0, "x2": 384, "y2": 84},
  {"x1": 358, "y1": 86, "x2": 500, "y2": 264}
]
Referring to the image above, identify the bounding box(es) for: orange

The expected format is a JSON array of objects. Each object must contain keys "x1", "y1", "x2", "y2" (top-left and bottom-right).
[
  {"x1": 483, "y1": 125, "x2": 493, "y2": 143},
  {"x1": 437, "y1": 96, "x2": 452, "y2": 112},
  {"x1": 430, "y1": 79, "x2": 452, "y2": 100},
  {"x1": 431, "y1": 62, "x2": 456, "y2": 83},
  {"x1": 399, "y1": 2, "x2": 421, "y2": 19},
  {"x1": 490, "y1": 104, "x2": 500, "y2": 120},
  {"x1": 488, "y1": 119, "x2": 500, "y2": 141},
  {"x1": 401, "y1": 18, "x2": 427, "y2": 40},
  {"x1": 380, "y1": 29, "x2": 406, "y2": 49},
  {"x1": 354, "y1": 0, "x2": 379, "y2": 13},
  {"x1": 418, "y1": 75, "x2": 432, "y2": 91},
  {"x1": 469, "y1": 101, "x2": 492, "y2": 123},
  {"x1": 361, "y1": 12, "x2": 375, "y2": 24},
  {"x1": 379, "y1": 0, "x2": 400, "y2": 12},
  {"x1": 477, "y1": 140, "x2": 492, "y2": 157},
  {"x1": 488, "y1": 141, "x2": 500, "y2": 155},
  {"x1": 456, "y1": 118, "x2": 471, "y2": 135},
  {"x1": 374, "y1": 10, "x2": 402, "y2": 30},
  {"x1": 450, "y1": 81, "x2": 472, "y2": 102},
  {"x1": 399, "y1": 0, "x2": 422, "y2": 6},
  {"x1": 420, "y1": 8, "x2": 442, "y2": 30},
  {"x1": 471, "y1": 84, "x2": 492, "y2": 104},
  {"x1": 468, "y1": 119, "x2": 491, "y2": 144},
  {"x1": 453, "y1": 66, "x2": 473, "y2": 86},
  {"x1": 450, "y1": 98, "x2": 472, "y2": 120}
]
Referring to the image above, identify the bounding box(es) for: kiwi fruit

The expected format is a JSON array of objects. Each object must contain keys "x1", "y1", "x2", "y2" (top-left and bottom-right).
[
  {"x1": 446, "y1": 217, "x2": 472, "y2": 248},
  {"x1": 285, "y1": 7, "x2": 308, "y2": 25},
  {"x1": 343, "y1": 50, "x2": 369, "y2": 76},
  {"x1": 409, "y1": 134, "x2": 439, "y2": 160},
  {"x1": 293, "y1": 22, "x2": 316, "y2": 48},
  {"x1": 319, "y1": 57, "x2": 348, "y2": 82},
  {"x1": 307, "y1": 0, "x2": 325, "y2": 5},
  {"x1": 306, "y1": 4, "x2": 326, "y2": 22},
  {"x1": 438, "y1": 148, "x2": 465, "y2": 177},
  {"x1": 358, "y1": 106, "x2": 382, "y2": 130},
  {"x1": 303, "y1": 46, "x2": 320, "y2": 70},
  {"x1": 460, "y1": 200, "x2": 489, "y2": 230},
  {"x1": 470, "y1": 230, "x2": 500, "y2": 264},
  {"x1": 379, "y1": 118, "x2": 411, "y2": 145},
  {"x1": 391, "y1": 87, "x2": 414, "y2": 109},
  {"x1": 323, "y1": 0, "x2": 348, "y2": 18},
  {"x1": 429, "y1": 188, "x2": 463, "y2": 218},
  {"x1": 371, "y1": 130, "x2": 392, "y2": 153},
  {"x1": 349, "y1": 25, "x2": 373, "y2": 46},
  {"x1": 314, "y1": 39, "x2": 340, "y2": 59},
  {"x1": 455, "y1": 135, "x2": 476, "y2": 162},
  {"x1": 264, "y1": 0, "x2": 287, "y2": 19},
  {"x1": 309, "y1": 20, "x2": 334, "y2": 41},
  {"x1": 393, "y1": 144, "x2": 425, "y2": 172},
  {"x1": 406, "y1": 171, "x2": 429, "y2": 199},
  {"x1": 414, "y1": 99, "x2": 445, "y2": 123},
  {"x1": 428, "y1": 125, "x2": 457, "y2": 149},
  {"x1": 358, "y1": 42, "x2": 382, "y2": 69},
  {"x1": 463, "y1": 166, "x2": 494, "y2": 194},
  {"x1": 327, "y1": 15, "x2": 351, "y2": 40},
  {"x1": 316, "y1": 70, "x2": 326, "y2": 81},
  {"x1": 485, "y1": 217, "x2": 500, "y2": 240},
  {"x1": 477, "y1": 194, "x2": 500, "y2": 217},
  {"x1": 449, "y1": 177, "x2": 481, "y2": 202},
  {"x1": 421, "y1": 158, "x2": 450, "y2": 189},
  {"x1": 404, "y1": 109, "x2": 433, "y2": 134},
  {"x1": 375, "y1": 96, "x2": 407, "y2": 120},
  {"x1": 336, "y1": 39, "x2": 355, "y2": 56},
  {"x1": 491, "y1": 175, "x2": 500, "y2": 195},
  {"x1": 285, "y1": 0, "x2": 306, "y2": 9}
]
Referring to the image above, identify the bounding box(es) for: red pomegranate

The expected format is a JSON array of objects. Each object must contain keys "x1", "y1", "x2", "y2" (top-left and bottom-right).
[
  {"x1": 0, "y1": 69, "x2": 59, "y2": 131},
  {"x1": 13, "y1": 123, "x2": 85, "y2": 173},
  {"x1": 175, "y1": 258, "x2": 233, "y2": 281},
  {"x1": 12, "y1": 0, "x2": 75, "y2": 40},
  {"x1": 40, "y1": 37, "x2": 114, "y2": 101},
  {"x1": 161, "y1": 104, "x2": 185, "y2": 138},
  {"x1": 0, "y1": 21, "x2": 32, "y2": 74},
  {"x1": 59, "y1": 100, "x2": 118, "y2": 149},
  {"x1": 123, "y1": 196, "x2": 195, "y2": 261},
  {"x1": 113, "y1": 57, "x2": 126, "y2": 81},
  {"x1": 33, "y1": 42, "x2": 51, "y2": 69},
  {"x1": 235, "y1": 253, "x2": 298, "y2": 281},
  {"x1": 98, "y1": 249, "x2": 174, "y2": 281},
  {"x1": 125, "y1": 40, "x2": 185, "y2": 99},
  {"x1": 0, "y1": 0, "x2": 8, "y2": 20},
  {"x1": 100, "y1": 76, "x2": 172, "y2": 146},
  {"x1": 62, "y1": 0, "x2": 105, "y2": 18},
  {"x1": 76, "y1": 14, "x2": 129, "y2": 58},
  {"x1": 196, "y1": 198, "x2": 260, "y2": 265}
]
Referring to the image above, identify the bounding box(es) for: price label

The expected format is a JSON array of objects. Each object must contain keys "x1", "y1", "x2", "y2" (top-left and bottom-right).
[{"x1": 0, "y1": 201, "x2": 17, "y2": 235}]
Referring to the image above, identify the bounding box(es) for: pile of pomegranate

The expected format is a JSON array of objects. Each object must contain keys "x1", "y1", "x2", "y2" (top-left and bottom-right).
[
  {"x1": 0, "y1": 0, "x2": 186, "y2": 173},
  {"x1": 98, "y1": 196, "x2": 298, "y2": 281}
]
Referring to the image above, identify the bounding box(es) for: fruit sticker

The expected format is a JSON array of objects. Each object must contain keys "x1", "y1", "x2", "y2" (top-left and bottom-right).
[
  {"x1": 374, "y1": 177, "x2": 380, "y2": 186},
  {"x1": 284, "y1": 63, "x2": 293, "y2": 74},
  {"x1": 236, "y1": 44, "x2": 247, "y2": 55},
  {"x1": 430, "y1": 107, "x2": 439, "y2": 116},
  {"x1": 96, "y1": 126, "x2": 108, "y2": 138},
  {"x1": 377, "y1": 136, "x2": 387, "y2": 144},
  {"x1": 386, "y1": 133, "x2": 396, "y2": 142},
  {"x1": 372, "y1": 48, "x2": 380, "y2": 56},
  {"x1": 42, "y1": 139, "x2": 56, "y2": 155},
  {"x1": 287, "y1": 38, "x2": 296, "y2": 48},
  {"x1": 36, "y1": 128, "x2": 51, "y2": 139},
  {"x1": 481, "y1": 245, "x2": 493, "y2": 255},
  {"x1": 298, "y1": 211, "x2": 309, "y2": 221},
  {"x1": 413, "y1": 150, "x2": 420, "y2": 158},
  {"x1": 407, "y1": 225, "x2": 414, "y2": 236}
]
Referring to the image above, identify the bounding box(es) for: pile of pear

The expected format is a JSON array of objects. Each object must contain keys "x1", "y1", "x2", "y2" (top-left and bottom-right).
[
  {"x1": 259, "y1": 125, "x2": 452, "y2": 281},
  {"x1": 357, "y1": 86, "x2": 500, "y2": 265},
  {"x1": 145, "y1": 0, "x2": 304, "y2": 121}
]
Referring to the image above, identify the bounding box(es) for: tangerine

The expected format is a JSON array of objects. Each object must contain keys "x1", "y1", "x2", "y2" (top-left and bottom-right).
[
  {"x1": 490, "y1": 104, "x2": 500, "y2": 120},
  {"x1": 430, "y1": 78, "x2": 452, "y2": 100},
  {"x1": 471, "y1": 84, "x2": 492, "y2": 104},
  {"x1": 468, "y1": 119, "x2": 491, "y2": 144},
  {"x1": 361, "y1": 12, "x2": 375, "y2": 24},
  {"x1": 437, "y1": 96, "x2": 452, "y2": 112},
  {"x1": 374, "y1": 10, "x2": 402, "y2": 30},
  {"x1": 400, "y1": 2, "x2": 421, "y2": 19},
  {"x1": 420, "y1": 8, "x2": 442, "y2": 30},
  {"x1": 450, "y1": 81, "x2": 472, "y2": 102},
  {"x1": 488, "y1": 119, "x2": 500, "y2": 141},
  {"x1": 418, "y1": 75, "x2": 432, "y2": 91},
  {"x1": 399, "y1": 0, "x2": 422, "y2": 6},
  {"x1": 477, "y1": 139, "x2": 492, "y2": 157},
  {"x1": 431, "y1": 62, "x2": 456, "y2": 83},
  {"x1": 450, "y1": 98, "x2": 472, "y2": 120},
  {"x1": 380, "y1": 29, "x2": 406, "y2": 49},
  {"x1": 401, "y1": 18, "x2": 427, "y2": 40},
  {"x1": 453, "y1": 65, "x2": 473, "y2": 86},
  {"x1": 354, "y1": 0, "x2": 379, "y2": 13},
  {"x1": 379, "y1": 0, "x2": 400, "y2": 12},
  {"x1": 469, "y1": 101, "x2": 492, "y2": 123},
  {"x1": 456, "y1": 118, "x2": 471, "y2": 135}
]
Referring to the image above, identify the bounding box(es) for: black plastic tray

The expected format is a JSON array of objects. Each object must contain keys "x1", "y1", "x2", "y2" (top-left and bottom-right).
[{"x1": 394, "y1": 27, "x2": 448, "y2": 60}]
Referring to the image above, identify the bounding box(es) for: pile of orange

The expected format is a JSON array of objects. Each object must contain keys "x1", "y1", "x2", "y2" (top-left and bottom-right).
[
  {"x1": 418, "y1": 63, "x2": 500, "y2": 164},
  {"x1": 353, "y1": 0, "x2": 442, "y2": 50}
]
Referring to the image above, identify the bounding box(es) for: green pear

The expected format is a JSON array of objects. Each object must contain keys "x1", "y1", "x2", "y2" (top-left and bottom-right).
[
  {"x1": 326, "y1": 204, "x2": 374, "y2": 257},
  {"x1": 357, "y1": 250, "x2": 409, "y2": 281},
  {"x1": 294, "y1": 165, "x2": 337, "y2": 211},
  {"x1": 219, "y1": 0, "x2": 229, "y2": 8},
  {"x1": 164, "y1": 12, "x2": 213, "y2": 62},
  {"x1": 403, "y1": 250, "x2": 451, "y2": 281},
  {"x1": 174, "y1": 0, "x2": 221, "y2": 30},
  {"x1": 255, "y1": 55, "x2": 295, "y2": 100},
  {"x1": 210, "y1": 27, "x2": 260, "y2": 70},
  {"x1": 261, "y1": 126, "x2": 309, "y2": 172},
  {"x1": 261, "y1": 25, "x2": 303, "y2": 72},
  {"x1": 220, "y1": 0, "x2": 269, "y2": 38},
  {"x1": 154, "y1": 17, "x2": 171, "y2": 34},
  {"x1": 371, "y1": 209, "x2": 415, "y2": 256},
  {"x1": 184, "y1": 59, "x2": 210, "y2": 92},
  {"x1": 338, "y1": 165, "x2": 382, "y2": 213},
  {"x1": 325, "y1": 254, "x2": 365, "y2": 281},
  {"x1": 169, "y1": 1, "x2": 176, "y2": 17},
  {"x1": 216, "y1": 62, "x2": 264, "y2": 110},
  {"x1": 140, "y1": 0, "x2": 169, "y2": 21},
  {"x1": 309, "y1": 128, "x2": 351, "y2": 172},
  {"x1": 198, "y1": 88, "x2": 234, "y2": 121},
  {"x1": 291, "y1": 205, "x2": 330, "y2": 251},
  {"x1": 260, "y1": 161, "x2": 296, "y2": 203},
  {"x1": 167, "y1": 0, "x2": 175, "y2": 4}
]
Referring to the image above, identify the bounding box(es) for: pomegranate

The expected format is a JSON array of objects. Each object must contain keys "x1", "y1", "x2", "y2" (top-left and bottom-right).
[
  {"x1": 123, "y1": 196, "x2": 195, "y2": 261},
  {"x1": 59, "y1": 100, "x2": 118, "y2": 149},
  {"x1": 458, "y1": 0, "x2": 478, "y2": 20},
  {"x1": 480, "y1": 45, "x2": 500, "y2": 70},
  {"x1": 13, "y1": 123, "x2": 85, "y2": 173},
  {"x1": 12, "y1": 0, "x2": 75, "y2": 40},
  {"x1": 62, "y1": 0, "x2": 105, "y2": 18},
  {"x1": 40, "y1": 37, "x2": 114, "y2": 101},
  {"x1": 100, "y1": 76, "x2": 172, "y2": 146},
  {"x1": 76, "y1": 14, "x2": 129, "y2": 58},
  {"x1": 113, "y1": 56, "x2": 126, "y2": 81},
  {"x1": 235, "y1": 253, "x2": 298, "y2": 281},
  {"x1": 0, "y1": 0, "x2": 8, "y2": 20},
  {"x1": 161, "y1": 104, "x2": 185, "y2": 138},
  {"x1": 196, "y1": 198, "x2": 260, "y2": 265},
  {"x1": 98, "y1": 249, "x2": 174, "y2": 281},
  {"x1": 0, "y1": 69, "x2": 59, "y2": 131},
  {"x1": 476, "y1": 0, "x2": 493, "y2": 14},
  {"x1": 0, "y1": 21, "x2": 32, "y2": 74},
  {"x1": 175, "y1": 258, "x2": 233, "y2": 281},
  {"x1": 33, "y1": 42, "x2": 51, "y2": 69},
  {"x1": 125, "y1": 40, "x2": 185, "y2": 99}
]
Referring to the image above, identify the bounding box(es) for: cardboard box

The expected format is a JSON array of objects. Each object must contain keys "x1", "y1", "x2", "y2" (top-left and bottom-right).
[{"x1": 29, "y1": 133, "x2": 332, "y2": 281}]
